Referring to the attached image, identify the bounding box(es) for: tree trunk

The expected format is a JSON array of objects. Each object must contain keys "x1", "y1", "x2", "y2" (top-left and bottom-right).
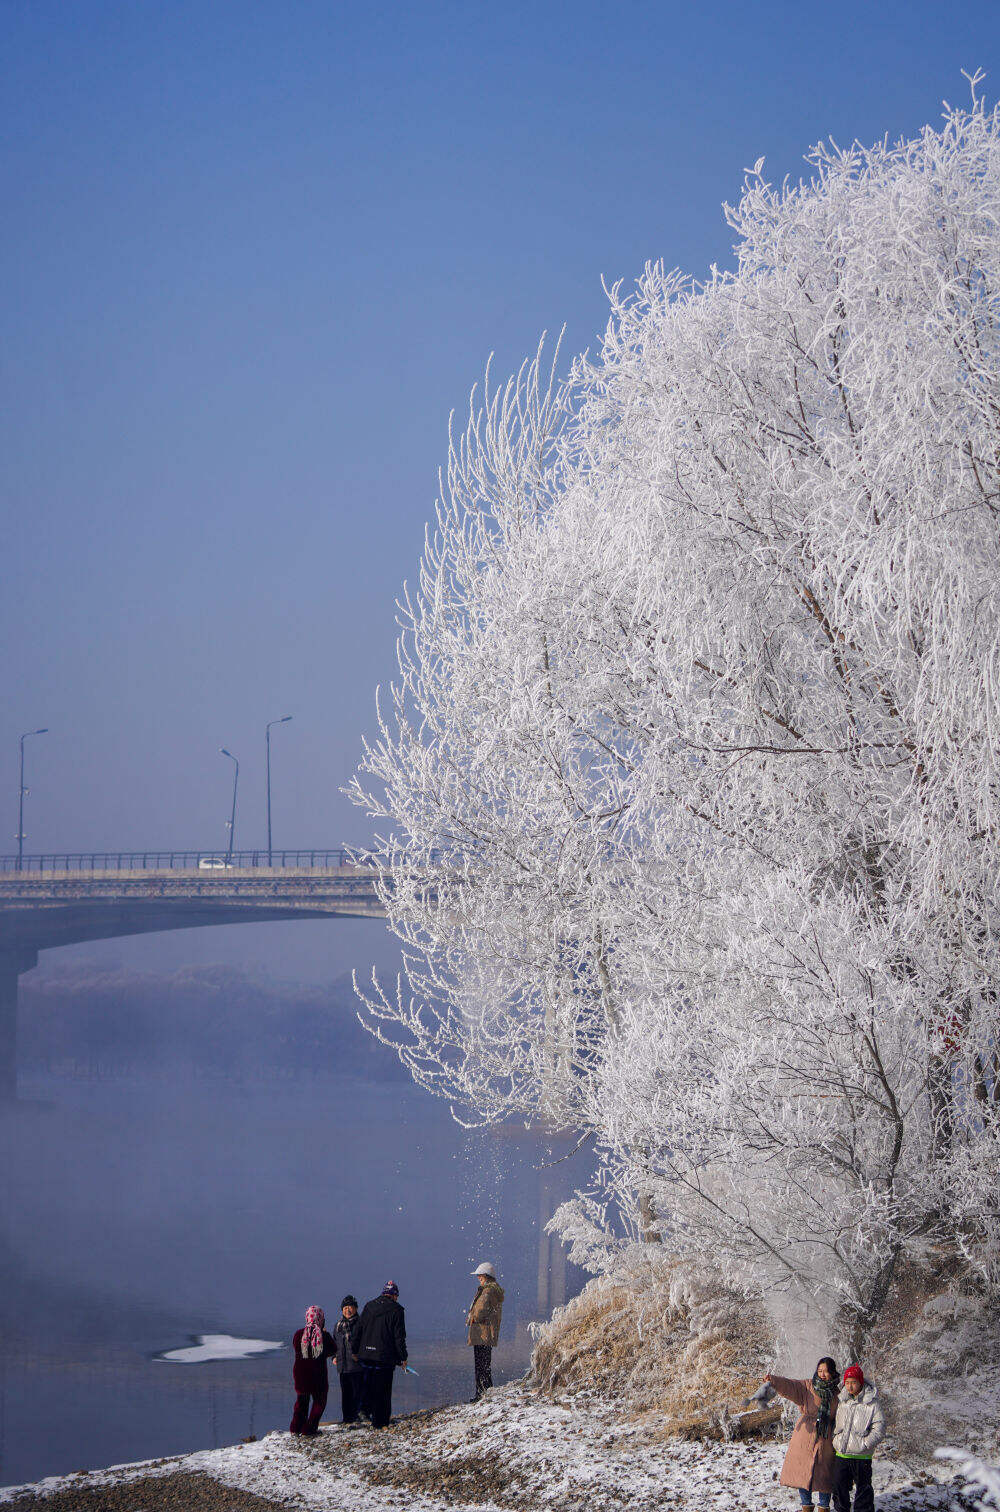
[{"x1": 639, "y1": 1188, "x2": 662, "y2": 1243}]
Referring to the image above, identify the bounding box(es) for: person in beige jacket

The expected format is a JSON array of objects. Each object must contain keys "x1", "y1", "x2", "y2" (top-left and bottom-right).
[
  {"x1": 764, "y1": 1357, "x2": 839, "y2": 1509},
  {"x1": 466, "y1": 1262, "x2": 504, "y2": 1402}
]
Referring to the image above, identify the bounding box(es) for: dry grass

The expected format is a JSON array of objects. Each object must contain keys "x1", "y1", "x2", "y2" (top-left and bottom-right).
[{"x1": 530, "y1": 1249, "x2": 775, "y2": 1436}]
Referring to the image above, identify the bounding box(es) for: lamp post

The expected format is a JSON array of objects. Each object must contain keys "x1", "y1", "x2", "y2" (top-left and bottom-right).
[
  {"x1": 17, "y1": 728, "x2": 48, "y2": 870},
  {"x1": 265, "y1": 716, "x2": 292, "y2": 865},
  {"x1": 220, "y1": 748, "x2": 239, "y2": 863}
]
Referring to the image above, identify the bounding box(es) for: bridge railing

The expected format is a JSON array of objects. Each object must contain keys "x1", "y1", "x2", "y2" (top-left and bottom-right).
[{"x1": 0, "y1": 850, "x2": 373, "y2": 874}]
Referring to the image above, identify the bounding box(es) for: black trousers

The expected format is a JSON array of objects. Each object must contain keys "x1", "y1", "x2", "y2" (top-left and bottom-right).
[
  {"x1": 340, "y1": 1370, "x2": 364, "y2": 1423},
  {"x1": 361, "y1": 1365, "x2": 395, "y2": 1428},
  {"x1": 832, "y1": 1457, "x2": 874, "y2": 1512},
  {"x1": 473, "y1": 1344, "x2": 493, "y2": 1397}
]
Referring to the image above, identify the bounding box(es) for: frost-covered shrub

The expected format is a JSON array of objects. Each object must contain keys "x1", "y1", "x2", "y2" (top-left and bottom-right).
[
  {"x1": 529, "y1": 1247, "x2": 773, "y2": 1429},
  {"x1": 936, "y1": 1450, "x2": 1000, "y2": 1510}
]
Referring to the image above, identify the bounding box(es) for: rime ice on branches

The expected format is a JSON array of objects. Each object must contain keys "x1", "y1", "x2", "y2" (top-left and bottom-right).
[{"x1": 349, "y1": 85, "x2": 1000, "y2": 1350}]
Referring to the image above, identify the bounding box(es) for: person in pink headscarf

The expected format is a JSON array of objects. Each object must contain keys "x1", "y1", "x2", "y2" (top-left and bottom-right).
[{"x1": 290, "y1": 1305, "x2": 336, "y2": 1435}]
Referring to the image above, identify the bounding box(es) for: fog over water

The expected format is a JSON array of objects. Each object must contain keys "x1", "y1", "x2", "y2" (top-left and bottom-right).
[{"x1": 0, "y1": 955, "x2": 586, "y2": 1487}]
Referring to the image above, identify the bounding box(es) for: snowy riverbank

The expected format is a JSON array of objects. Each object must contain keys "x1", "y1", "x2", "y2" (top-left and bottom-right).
[{"x1": 0, "y1": 1383, "x2": 983, "y2": 1512}]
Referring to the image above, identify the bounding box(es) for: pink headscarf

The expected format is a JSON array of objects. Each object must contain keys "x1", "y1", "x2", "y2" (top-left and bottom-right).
[{"x1": 301, "y1": 1305, "x2": 325, "y2": 1359}]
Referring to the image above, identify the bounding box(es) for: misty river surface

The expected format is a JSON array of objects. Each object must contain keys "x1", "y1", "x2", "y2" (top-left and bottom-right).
[{"x1": 0, "y1": 1072, "x2": 585, "y2": 1487}]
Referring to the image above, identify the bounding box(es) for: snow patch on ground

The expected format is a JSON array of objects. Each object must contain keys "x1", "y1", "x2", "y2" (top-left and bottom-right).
[{"x1": 155, "y1": 1333, "x2": 283, "y2": 1364}]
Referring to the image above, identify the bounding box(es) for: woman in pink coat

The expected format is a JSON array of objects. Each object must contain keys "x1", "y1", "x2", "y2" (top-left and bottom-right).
[{"x1": 764, "y1": 1357, "x2": 839, "y2": 1509}]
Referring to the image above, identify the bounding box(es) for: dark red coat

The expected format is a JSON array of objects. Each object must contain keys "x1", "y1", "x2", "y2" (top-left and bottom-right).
[{"x1": 291, "y1": 1328, "x2": 336, "y2": 1394}]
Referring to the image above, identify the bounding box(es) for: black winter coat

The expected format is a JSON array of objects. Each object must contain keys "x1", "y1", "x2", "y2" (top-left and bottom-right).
[
  {"x1": 334, "y1": 1314, "x2": 362, "y2": 1374},
  {"x1": 354, "y1": 1296, "x2": 407, "y2": 1368}
]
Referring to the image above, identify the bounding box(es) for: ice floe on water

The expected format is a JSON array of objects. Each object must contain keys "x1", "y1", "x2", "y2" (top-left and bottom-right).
[{"x1": 155, "y1": 1333, "x2": 282, "y2": 1364}]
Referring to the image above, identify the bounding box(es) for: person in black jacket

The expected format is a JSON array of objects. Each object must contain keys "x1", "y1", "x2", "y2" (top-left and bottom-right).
[
  {"x1": 353, "y1": 1280, "x2": 408, "y2": 1428},
  {"x1": 290, "y1": 1305, "x2": 336, "y2": 1435},
  {"x1": 333, "y1": 1295, "x2": 364, "y2": 1424}
]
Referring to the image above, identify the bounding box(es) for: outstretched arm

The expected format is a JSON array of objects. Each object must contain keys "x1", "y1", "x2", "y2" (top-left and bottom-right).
[{"x1": 765, "y1": 1374, "x2": 812, "y2": 1411}]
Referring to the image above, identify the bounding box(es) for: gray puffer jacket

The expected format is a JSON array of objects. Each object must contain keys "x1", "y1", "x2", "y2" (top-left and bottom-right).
[{"x1": 832, "y1": 1384, "x2": 885, "y2": 1458}]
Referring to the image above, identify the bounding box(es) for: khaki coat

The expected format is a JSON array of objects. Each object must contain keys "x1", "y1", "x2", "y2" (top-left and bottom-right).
[
  {"x1": 466, "y1": 1279, "x2": 504, "y2": 1347},
  {"x1": 770, "y1": 1375, "x2": 839, "y2": 1494}
]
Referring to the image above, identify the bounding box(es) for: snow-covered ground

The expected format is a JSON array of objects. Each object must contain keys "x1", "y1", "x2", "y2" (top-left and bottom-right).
[{"x1": 0, "y1": 1383, "x2": 984, "y2": 1512}]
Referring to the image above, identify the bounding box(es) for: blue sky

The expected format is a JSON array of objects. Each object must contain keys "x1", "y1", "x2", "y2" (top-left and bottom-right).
[{"x1": 3, "y1": 0, "x2": 998, "y2": 971}]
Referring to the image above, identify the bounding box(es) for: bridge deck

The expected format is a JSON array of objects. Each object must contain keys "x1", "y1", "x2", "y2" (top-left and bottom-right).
[
  {"x1": 0, "y1": 864, "x2": 385, "y2": 947},
  {"x1": 0, "y1": 863, "x2": 380, "y2": 898}
]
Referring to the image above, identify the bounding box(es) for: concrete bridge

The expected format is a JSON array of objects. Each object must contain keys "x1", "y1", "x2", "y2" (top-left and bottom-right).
[{"x1": 0, "y1": 850, "x2": 383, "y2": 1096}]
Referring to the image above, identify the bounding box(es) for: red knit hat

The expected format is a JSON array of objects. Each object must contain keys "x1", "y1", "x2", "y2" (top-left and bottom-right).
[{"x1": 843, "y1": 1364, "x2": 864, "y2": 1385}]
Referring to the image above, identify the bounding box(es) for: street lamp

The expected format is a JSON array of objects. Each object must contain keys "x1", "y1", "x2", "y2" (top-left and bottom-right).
[
  {"x1": 220, "y1": 748, "x2": 239, "y2": 863},
  {"x1": 17, "y1": 728, "x2": 49, "y2": 870},
  {"x1": 265, "y1": 716, "x2": 292, "y2": 865}
]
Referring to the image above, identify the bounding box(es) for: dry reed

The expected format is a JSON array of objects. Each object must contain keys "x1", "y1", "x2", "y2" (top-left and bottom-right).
[{"x1": 530, "y1": 1249, "x2": 774, "y2": 1436}]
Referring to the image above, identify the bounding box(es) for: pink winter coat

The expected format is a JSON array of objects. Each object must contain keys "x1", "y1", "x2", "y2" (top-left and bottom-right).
[{"x1": 770, "y1": 1376, "x2": 839, "y2": 1494}]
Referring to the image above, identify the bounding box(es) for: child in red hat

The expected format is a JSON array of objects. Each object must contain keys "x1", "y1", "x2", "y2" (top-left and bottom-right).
[{"x1": 831, "y1": 1365, "x2": 886, "y2": 1512}]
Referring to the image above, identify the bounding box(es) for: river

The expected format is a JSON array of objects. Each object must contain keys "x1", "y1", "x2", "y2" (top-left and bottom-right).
[{"x1": 0, "y1": 1071, "x2": 585, "y2": 1486}]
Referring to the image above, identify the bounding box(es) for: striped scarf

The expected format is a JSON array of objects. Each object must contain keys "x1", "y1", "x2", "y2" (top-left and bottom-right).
[
  {"x1": 301, "y1": 1305, "x2": 325, "y2": 1359},
  {"x1": 812, "y1": 1374, "x2": 838, "y2": 1438}
]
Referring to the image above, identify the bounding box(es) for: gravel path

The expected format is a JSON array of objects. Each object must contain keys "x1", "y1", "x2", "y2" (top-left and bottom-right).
[{"x1": 3, "y1": 1469, "x2": 291, "y2": 1512}]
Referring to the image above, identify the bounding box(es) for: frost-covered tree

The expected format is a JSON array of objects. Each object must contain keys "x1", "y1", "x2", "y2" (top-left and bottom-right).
[
  {"x1": 350, "y1": 87, "x2": 1000, "y2": 1340},
  {"x1": 347, "y1": 342, "x2": 615, "y2": 1131}
]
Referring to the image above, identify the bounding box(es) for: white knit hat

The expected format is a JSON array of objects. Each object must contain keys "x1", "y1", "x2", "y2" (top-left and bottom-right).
[{"x1": 472, "y1": 1262, "x2": 496, "y2": 1278}]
